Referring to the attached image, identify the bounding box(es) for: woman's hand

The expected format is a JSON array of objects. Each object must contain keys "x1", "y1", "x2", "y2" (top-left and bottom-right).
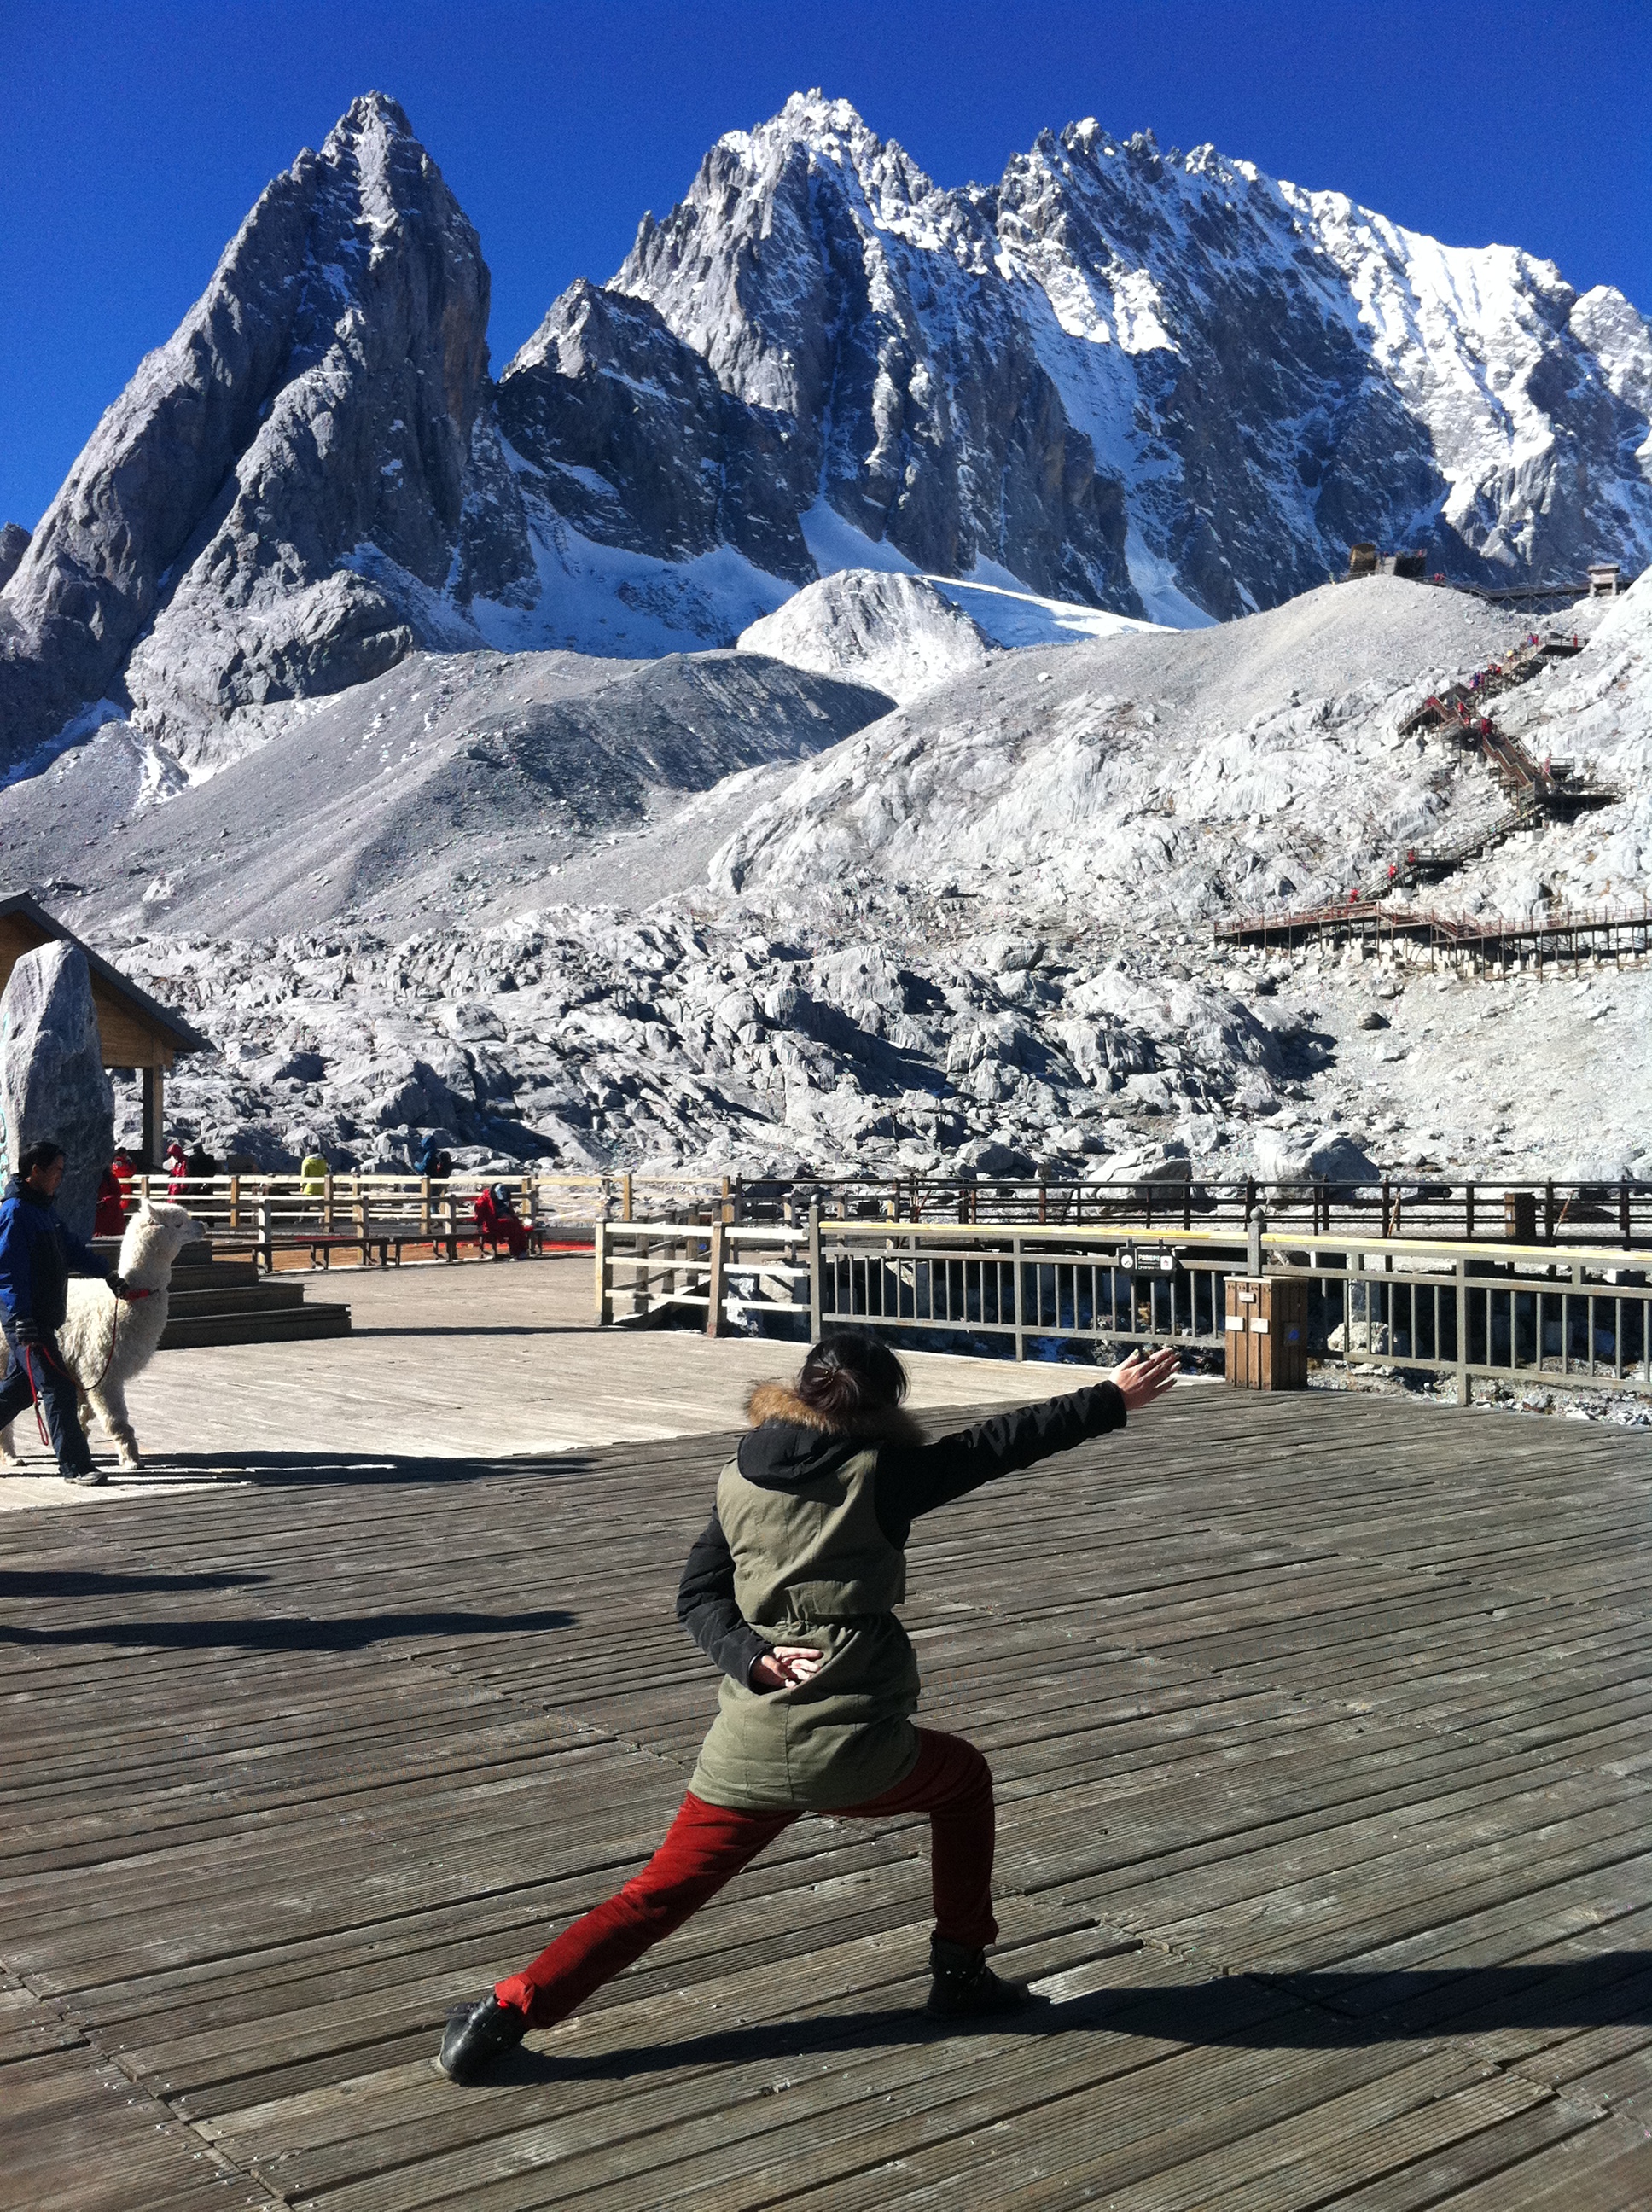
[
  {"x1": 1107, "y1": 1347, "x2": 1181, "y2": 1411},
  {"x1": 749, "y1": 1644, "x2": 826, "y2": 1692}
]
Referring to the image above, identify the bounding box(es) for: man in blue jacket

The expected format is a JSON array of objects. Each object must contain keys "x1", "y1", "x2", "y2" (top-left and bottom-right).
[{"x1": 0, "y1": 1140, "x2": 126, "y2": 1486}]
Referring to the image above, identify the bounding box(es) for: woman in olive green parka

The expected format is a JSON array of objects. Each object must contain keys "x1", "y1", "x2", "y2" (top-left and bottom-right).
[{"x1": 439, "y1": 1329, "x2": 1178, "y2": 2082}]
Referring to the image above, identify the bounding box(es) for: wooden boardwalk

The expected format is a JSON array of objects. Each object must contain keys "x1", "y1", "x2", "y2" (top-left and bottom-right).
[{"x1": 4, "y1": 1383, "x2": 1652, "y2": 2209}]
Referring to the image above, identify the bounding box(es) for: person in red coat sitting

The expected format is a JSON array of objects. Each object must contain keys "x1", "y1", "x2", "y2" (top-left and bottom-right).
[{"x1": 474, "y1": 1182, "x2": 530, "y2": 1260}]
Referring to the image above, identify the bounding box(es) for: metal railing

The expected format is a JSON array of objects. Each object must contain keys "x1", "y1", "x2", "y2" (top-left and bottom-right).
[
  {"x1": 596, "y1": 1216, "x2": 1652, "y2": 1400},
  {"x1": 729, "y1": 1173, "x2": 1652, "y2": 1251}
]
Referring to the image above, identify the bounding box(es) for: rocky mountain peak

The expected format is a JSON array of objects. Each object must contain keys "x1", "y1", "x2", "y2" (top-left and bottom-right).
[{"x1": 0, "y1": 91, "x2": 492, "y2": 772}]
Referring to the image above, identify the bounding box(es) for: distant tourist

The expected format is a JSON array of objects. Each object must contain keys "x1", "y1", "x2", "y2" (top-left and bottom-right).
[
  {"x1": 416, "y1": 1132, "x2": 447, "y2": 1178},
  {"x1": 299, "y1": 1150, "x2": 329, "y2": 1200},
  {"x1": 163, "y1": 1138, "x2": 189, "y2": 1198},
  {"x1": 93, "y1": 1162, "x2": 126, "y2": 1237},
  {"x1": 0, "y1": 1140, "x2": 133, "y2": 1487},
  {"x1": 474, "y1": 1181, "x2": 529, "y2": 1259},
  {"x1": 436, "y1": 1331, "x2": 1179, "y2": 2081}
]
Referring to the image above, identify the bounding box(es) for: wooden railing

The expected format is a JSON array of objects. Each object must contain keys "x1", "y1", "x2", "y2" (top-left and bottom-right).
[{"x1": 125, "y1": 1170, "x2": 737, "y2": 1268}]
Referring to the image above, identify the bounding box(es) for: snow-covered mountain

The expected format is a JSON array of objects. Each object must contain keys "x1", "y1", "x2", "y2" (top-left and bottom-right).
[
  {"x1": 596, "y1": 94, "x2": 1652, "y2": 623},
  {"x1": 3, "y1": 89, "x2": 1649, "y2": 778},
  {"x1": 16, "y1": 569, "x2": 1644, "y2": 1194}
]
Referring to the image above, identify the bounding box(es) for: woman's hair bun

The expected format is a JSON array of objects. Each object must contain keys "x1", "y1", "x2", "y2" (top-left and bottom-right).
[{"x1": 796, "y1": 1329, "x2": 909, "y2": 1417}]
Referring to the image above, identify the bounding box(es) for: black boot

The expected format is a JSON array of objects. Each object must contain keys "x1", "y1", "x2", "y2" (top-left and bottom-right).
[
  {"x1": 438, "y1": 1992, "x2": 528, "y2": 2082},
  {"x1": 927, "y1": 1936, "x2": 1044, "y2": 2020}
]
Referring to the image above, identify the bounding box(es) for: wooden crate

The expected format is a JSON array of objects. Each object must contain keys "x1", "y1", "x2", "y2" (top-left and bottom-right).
[{"x1": 1224, "y1": 1274, "x2": 1308, "y2": 1390}]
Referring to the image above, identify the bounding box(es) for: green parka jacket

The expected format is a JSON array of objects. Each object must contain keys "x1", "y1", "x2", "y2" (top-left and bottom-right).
[{"x1": 680, "y1": 1377, "x2": 1128, "y2": 1812}]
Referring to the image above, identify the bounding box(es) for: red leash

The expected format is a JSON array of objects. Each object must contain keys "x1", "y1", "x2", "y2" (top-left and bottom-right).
[
  {"x1": 21, "y1": 1343, "x2": 58, "y2": 1450},
  {"x1": 86, "y1": 1282, "x2": 156, "y2": 1395},
  {"x1": 20, "y1": 1281, "x2": 157, "y2": 1452}
]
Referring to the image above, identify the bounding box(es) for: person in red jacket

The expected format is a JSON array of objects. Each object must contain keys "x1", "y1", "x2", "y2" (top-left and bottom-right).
[
  {"x1": 93, "y1": 1163, "x2": 125, "y2": 1238},
  {"x1": 474, "y1": 1183, "x2": 530, "y2": 1259}
]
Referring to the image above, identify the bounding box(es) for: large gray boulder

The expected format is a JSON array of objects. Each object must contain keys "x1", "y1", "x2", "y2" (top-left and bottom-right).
[{"x1": 0, "y1": 944, "x2": 116, "y2": 1243}]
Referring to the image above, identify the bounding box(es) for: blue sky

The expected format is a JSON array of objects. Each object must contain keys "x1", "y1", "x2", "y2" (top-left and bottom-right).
[{"x1": 2, "y1": 1, "x2": 1648, "y2": 530}]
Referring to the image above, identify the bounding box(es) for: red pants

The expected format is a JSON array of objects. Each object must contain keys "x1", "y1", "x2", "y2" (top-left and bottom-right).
[{"x1": 494, "y1": 1727, "x2": 996, "y2": 2028}]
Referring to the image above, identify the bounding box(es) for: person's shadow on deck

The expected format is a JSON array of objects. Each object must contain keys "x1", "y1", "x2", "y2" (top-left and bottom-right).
[
  {"x1": 0, "y1": 1563, "x2": 575, "y2": 1652},
  {"x1": 482, "y1": 1952, "x2": 1652, "y2": 2081},
  {"x1": 79, "y1": 1450, "x2": 615, "y2": 1488},
  {"x1": 0, "y1": 1569, "x2": 265, "y2": 1598}
]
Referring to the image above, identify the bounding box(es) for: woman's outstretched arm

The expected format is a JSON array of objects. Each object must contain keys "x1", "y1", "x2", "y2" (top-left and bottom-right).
[{"x1": 875, "y1": 1348, "x2": 1179, "y2": 1542}]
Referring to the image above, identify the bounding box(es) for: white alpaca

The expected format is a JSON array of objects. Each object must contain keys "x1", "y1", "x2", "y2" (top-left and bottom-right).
[{"x1": 0, "y1": 1201, "x2": 197, "y2": 1473}]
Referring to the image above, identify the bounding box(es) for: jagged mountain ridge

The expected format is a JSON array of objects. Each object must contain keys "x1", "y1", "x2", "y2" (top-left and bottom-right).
[
  {"x1": 596, "y1": 95, "x2": 1652, "y2": 622},
  {"x1": 3, "y1": 90, "x2": 1649, "y2": 775}
]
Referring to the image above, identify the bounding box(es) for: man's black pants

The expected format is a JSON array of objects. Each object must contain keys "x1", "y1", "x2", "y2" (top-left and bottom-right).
[{"x1": 0, "y1": 1332, "x2": 93, "y2": 1476}]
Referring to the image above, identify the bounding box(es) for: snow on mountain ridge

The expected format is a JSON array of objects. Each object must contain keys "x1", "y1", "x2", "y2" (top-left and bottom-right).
[
  {"x1": 610, "y1": 92, "x2": 1651, "y2": 622},
  {"x1": 737, "y1": 570, "x2": 998, "y2": 703}
]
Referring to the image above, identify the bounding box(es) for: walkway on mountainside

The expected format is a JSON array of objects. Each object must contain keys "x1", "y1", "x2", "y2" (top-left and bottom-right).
[
  {"x1": 1218, "y1": 628, "x2": 1621, "y2": 946},
  {"x1": 1214, "y1": 894, "x2": 1652, "y2": 975},
  {"x1": 6, "y1": 1387, "x2": 1652, "y2": 2209},
  {"x1": 1392, "y1": 632, "x2": 1616, "y2": 883}
]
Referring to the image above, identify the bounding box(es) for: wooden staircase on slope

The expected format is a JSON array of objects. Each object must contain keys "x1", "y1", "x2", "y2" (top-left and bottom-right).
[
  {"x1": 1396, "y1": 632, "x2": 1615, "y2": 883},
  {"x1": 96, "y1": 1240, "x2": 352, "y2": 1350}
]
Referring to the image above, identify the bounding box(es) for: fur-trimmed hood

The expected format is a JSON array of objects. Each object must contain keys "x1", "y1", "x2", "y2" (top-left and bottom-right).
[{"x1": 738, "y1": 1378, "x2": 922, "y2": 1490}]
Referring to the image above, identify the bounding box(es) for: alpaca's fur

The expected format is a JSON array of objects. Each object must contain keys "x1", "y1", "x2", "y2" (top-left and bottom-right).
[{"x1": 0, "y1": 1202, "x2": 196, "y2": 1472}]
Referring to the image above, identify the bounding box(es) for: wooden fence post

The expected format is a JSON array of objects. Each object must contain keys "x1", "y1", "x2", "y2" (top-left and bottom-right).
[
  {"x1": 1456, "y1": 1258, "x2": 1470, "y2": 1406},
  {"x1": 806, "y1": 1206, "x2": 823, "y2": 1336},
  {"x1": 1012, "y1": 1234, "x2": 1026, "y2": 1360},
  {"x1": 622, "y1": 1172, "x2": 634, "y2": 1222},
  {"x1": 706, "y1": 1220, "x2": 728, "y2": 1336},
  {"x1": 594, "y1": 1217, "x2": 610, "y2": 1324}
]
